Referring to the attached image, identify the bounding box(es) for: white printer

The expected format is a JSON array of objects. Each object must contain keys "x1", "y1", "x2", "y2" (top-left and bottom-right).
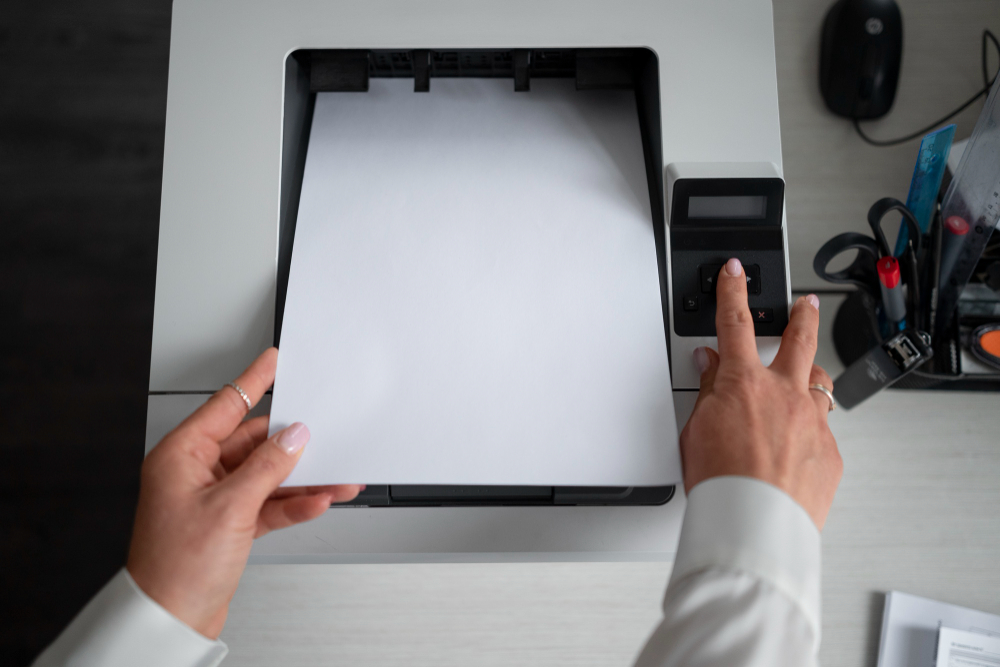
[{"x1": 146, "y1": 0, "x2": 790, "y2": 563}]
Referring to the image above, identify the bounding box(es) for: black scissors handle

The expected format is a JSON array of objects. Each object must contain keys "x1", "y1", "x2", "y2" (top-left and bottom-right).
[
  {"x1": 867, "y1": 197, "x2": 922, "y2": 257},
  {"x1": 813, "y1": 232, "x2": 882, "y2": 295}
]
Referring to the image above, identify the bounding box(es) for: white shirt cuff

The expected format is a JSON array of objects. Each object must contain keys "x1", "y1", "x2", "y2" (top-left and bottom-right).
[
  {"x1": 669, "y1": 476, "x2": 822, "y2": 644},
  {"x1": 33, "y1": 568, "x2": 228, "y2": 667}
]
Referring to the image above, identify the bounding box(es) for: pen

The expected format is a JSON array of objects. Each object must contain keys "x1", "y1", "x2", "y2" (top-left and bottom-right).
[
  {"x1": 939, "y1": 215, "x2": 969, "y2": 288},
  {"x1": 929, "y1": 212, "x2": 944, "y2": 332},
  {"x1": 904, "y1": 239, "x2": 921, "y2": 331},
  {"x1": 878, "y1": 255, "x2": 906, "y2": 328}
]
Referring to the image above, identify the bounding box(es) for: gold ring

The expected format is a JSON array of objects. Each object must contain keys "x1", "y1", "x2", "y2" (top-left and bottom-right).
[
  {"x1": 809, "y1": 384, "x2": 836, "y2": 411},
  {"x1": 226, "y1": 381, "x2": 252, "y2": 411}
]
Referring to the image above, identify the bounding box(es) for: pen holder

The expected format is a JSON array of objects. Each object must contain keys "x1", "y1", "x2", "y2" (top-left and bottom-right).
[{"x1": 823, "y1": 202, "x2": 1000, "y2": 393}]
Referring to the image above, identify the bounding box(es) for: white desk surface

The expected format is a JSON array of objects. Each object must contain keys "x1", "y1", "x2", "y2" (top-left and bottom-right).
[{"x1": 218, "y1": 1, "x2": 1000, "y2": 664}]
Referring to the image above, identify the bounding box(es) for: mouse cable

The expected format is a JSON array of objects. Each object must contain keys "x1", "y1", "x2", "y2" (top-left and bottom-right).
[{"x1": 853, "y1": 29, "x2": 999, "y2": 147}]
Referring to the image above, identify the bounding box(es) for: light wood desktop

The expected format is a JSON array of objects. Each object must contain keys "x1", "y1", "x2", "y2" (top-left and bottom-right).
[{"x1": 218, "y1": 2, "x2": 1000, "y2": 664}]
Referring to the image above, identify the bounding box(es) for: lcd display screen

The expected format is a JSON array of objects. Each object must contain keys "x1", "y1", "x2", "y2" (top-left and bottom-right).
[{"x1": 688, "y1": 195, "x2": 767, "y2": 219}]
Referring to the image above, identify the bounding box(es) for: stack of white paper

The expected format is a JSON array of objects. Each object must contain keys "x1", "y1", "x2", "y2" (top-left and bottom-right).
[
  {"x1": 936, "y1": 627, "x2": 1000, "y2": 667},
  {"x1": 878, "y1": 591, "x2": 1000, "y2": 667},
  {"x1": 271, "y1": 78, "x2": 678, "y2": 487}
]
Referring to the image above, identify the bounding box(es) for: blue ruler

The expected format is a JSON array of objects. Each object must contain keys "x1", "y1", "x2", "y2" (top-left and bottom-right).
[{"x1": 893, "y1": 124, "x2": 955, "y2": 256}]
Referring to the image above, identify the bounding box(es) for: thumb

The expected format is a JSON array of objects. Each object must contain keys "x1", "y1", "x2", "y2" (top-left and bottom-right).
[{"x1": 221, "y1": 422, "x2": 311, "y2": 506}]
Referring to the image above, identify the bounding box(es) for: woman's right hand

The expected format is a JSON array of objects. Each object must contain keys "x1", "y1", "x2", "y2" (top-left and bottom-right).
[{"x1": 679, "y1": 258, "x2": 843, "y2": 529}]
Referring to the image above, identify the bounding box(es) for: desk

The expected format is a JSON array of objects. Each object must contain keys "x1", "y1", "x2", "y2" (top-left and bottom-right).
[{"x1": 214, "y1": 1, "x2": 1000, "y2": 664}]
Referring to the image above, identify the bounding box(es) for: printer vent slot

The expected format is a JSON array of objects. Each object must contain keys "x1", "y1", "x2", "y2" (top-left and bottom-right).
[
  {"x1": 310, "y1": 50, "x2": 370, "y2": 92},
  {"x1": 576, "y1": 49, "x2": 642, "y2": 90},
  {"x1": 308, "y1": 49, "x2": 644, "y2": 92},
  {"x1": 312, "y1": 49, "x2": 579, "y2": 91}
]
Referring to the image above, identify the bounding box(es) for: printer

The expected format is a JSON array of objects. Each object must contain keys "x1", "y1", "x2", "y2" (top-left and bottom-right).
[{"x1": 146, "y1": 0, "x2": 791, "y2": 563}]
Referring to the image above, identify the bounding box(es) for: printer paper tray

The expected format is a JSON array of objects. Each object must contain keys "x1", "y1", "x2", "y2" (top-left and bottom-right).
[{"x1": 335, "y1": 485, "x2": 675, "y2": 507}]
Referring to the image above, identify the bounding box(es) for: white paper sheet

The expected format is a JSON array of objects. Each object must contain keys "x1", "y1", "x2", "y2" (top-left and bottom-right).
[
  {"x1": 878, "y1": 591, "x2": 1000, "y2": 667},
  {"x1": 271, "y1": 78, "x2": 678, "y2": 486},
  {"x1": 936, "y1": 627, "x2": 1000, "y2": 667}
]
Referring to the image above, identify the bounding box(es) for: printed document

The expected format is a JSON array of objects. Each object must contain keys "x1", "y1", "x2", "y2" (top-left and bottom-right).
[
  {"x1": 936, "y1": 627, "x2": 1000, "y2": 667},
  {"x1": 878, "y1": 591, "x2": 1000, "y2": 667}
]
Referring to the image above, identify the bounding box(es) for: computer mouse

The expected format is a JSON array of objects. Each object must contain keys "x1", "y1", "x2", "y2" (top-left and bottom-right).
[{"x1": 819, "y1": 0, "x2": 902, "y2": 119}]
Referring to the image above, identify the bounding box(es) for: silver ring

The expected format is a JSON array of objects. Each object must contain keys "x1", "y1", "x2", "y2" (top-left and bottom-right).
[
  {"x1": 809, "y1": 384, "x2": 836, "y2": 412},
  {"x1": 226, "y1": 381, "x2": 252, "y2": 411}
]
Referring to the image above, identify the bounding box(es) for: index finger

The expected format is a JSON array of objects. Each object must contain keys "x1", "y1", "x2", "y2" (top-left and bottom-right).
[
  {"x1": 178, "y1": 347, "x2": 279, "y2": 442},
  {"x1": 714, "y1": 258, "x2": 759, "y2": 365}
]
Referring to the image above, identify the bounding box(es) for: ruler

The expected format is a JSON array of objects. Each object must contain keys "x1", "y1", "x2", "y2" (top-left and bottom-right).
[
  {"x1": 935, "y1": 76, "x2": 1000, "y2": 338},
  {"x1": 893, "y1": 124, "x2": 955, "y2": 256}
]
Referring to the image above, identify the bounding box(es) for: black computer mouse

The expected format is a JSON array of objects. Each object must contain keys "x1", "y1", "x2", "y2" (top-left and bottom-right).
[{"x1": 819, "y1": 0, "x2": 902, "y2": 119}]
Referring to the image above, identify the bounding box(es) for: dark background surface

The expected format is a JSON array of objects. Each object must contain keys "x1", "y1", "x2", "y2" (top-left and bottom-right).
[{"x1": 0, "y1": 1, "x2": 171, "y2": 664}]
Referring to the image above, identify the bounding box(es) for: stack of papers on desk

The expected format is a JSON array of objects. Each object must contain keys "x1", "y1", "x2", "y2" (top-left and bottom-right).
[
  {"x1": 271, "y1": 78, "x2": 678, "y2": 487},
  {"x1": 878, "y1": 591, "x2": 1000, "y2": 667},
  {"x1": 936, "y1": 627, "x2": 1000, "y2": 667}
]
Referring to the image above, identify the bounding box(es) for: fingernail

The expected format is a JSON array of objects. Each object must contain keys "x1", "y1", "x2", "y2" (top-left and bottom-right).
[
  {"x1": 693, "y1": 347, "x2": 710, "y2": 374},
  {"x1": 359, "y1": 484, "x2": 367, "y2": 492},
  {"x1": 806, "y1": 294, "x2": 820, "y2": 310},
  {"x1": 277, "y1": 422, "x2": 310, "y2": 455},
  {"x1": 725, "y1": 257, "x2": 742, "y2": 277}
]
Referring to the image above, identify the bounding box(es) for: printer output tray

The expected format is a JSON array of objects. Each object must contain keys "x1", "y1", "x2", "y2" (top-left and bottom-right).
[
  {"x1": 279, "y1": 48, "x2": 675, "y2": 508},
  {"x1": 336, "y1": 484, "x2": 675, "y2": 507}
]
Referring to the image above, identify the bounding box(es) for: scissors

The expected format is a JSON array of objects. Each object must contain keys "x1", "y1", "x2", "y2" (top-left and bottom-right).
[{"x1": 813, "y1": 198, "x2": 922, "y2": 298}]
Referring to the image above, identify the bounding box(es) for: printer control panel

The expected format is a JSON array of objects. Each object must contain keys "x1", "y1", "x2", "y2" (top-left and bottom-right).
[{"x1": 668, "y1": 173, "x2": 789, "y2": 339}]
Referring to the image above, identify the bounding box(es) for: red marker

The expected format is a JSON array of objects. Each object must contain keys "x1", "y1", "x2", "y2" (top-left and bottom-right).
[
  {"x1": 939, "y1": 215, "x2": 970, "y2": 284},
  {"x1": 877, "y1": 256, "x2": 906, "y2": 324}
]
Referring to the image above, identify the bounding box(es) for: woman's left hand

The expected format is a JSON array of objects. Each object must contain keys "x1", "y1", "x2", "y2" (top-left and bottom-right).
[{"x1": 126, "y1": 348, "x2": 362, "y2": 639}]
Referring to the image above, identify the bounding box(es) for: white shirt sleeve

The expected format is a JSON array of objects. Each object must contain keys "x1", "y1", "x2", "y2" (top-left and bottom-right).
[
  {"x1": 32, "y1": 569, "x2": 228, "y2": 667},
  {"x1": 33, "y1": 476, "x2": 816, "y2": 667},
  {"x1": 635, "y1": 475, "x2": 822, "y2": 667}
]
